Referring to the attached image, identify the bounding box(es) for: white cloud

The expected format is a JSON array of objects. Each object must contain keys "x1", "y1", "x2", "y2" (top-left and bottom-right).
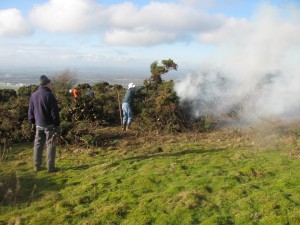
[
  {"x1": 107, "y1": 2, "x2": 224, "y2": 31},
  {"x1": 30, "y1": 0, "x2": 105, "y2": 33},
  {"x1": 0, "y1": 8, "x2": 32, "y2": 36},
  {"x1": 104, "y1": 1, "x2": 225, "y2": 45},
  {"x1": 28, "y1": 0, "x2": 227, "y2": 45},
  {"x1": 180, "y1": 0, "x2": 215, "y2": 7},
  {"x1": 104, "y1": 28, "x2": 177, "y2": 46}
]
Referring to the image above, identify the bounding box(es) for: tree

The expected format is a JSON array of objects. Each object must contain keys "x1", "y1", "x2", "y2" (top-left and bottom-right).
[
  {"x1": 150, "y1": 59, "x2": 178, "y2": 84},
  {"x1": 51, "y1": 69, "x2": 78, "y2": 93}
]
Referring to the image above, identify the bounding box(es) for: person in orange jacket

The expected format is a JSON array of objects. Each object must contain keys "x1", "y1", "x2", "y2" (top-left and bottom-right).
[{"x1": 69, "y1": 88, "x2": 80, "y2": 99}]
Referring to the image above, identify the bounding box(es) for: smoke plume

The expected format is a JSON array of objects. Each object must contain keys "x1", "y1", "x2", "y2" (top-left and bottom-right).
[{"x1": 174, "y1": 3, "x2": 300, "y2": 124}]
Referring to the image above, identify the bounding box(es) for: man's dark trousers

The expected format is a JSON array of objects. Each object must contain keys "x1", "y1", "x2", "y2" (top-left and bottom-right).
[{"x1": 34, "y1": 125, "x2": 56, "y2": 170}]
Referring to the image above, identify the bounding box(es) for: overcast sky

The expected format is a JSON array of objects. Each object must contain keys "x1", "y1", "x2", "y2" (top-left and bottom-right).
[{"x1": 0, "y1": 0, "x2": 299, "y2": 75}]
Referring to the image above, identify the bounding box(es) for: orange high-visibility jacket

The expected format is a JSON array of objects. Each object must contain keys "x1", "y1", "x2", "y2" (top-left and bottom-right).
[{"x1": 73, "y1": 89, "x2": 79, "y2": 98}]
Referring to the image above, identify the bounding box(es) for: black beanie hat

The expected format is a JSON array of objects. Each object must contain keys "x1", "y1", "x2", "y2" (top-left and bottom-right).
[{"x1": 40, "y1": 75, "x2": 51, "y2": 86}]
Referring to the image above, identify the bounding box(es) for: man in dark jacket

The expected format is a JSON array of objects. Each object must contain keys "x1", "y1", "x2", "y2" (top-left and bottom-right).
[
  {"x1": 122, "y1": 82, "x2": 144, "y2": 131},
  {"x1": 28, "y1": 75, "x2": 60, "y2": 172}
]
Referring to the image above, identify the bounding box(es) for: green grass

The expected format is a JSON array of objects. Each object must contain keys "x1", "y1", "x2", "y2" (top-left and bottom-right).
[{"x1": 0, "y1": 129, "x2": 299, "y2": 225}]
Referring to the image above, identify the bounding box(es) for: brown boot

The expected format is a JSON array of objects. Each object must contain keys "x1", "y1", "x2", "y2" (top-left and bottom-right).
[{"x1": 126, "y1": 123, "x2": 131, "y2": 131}]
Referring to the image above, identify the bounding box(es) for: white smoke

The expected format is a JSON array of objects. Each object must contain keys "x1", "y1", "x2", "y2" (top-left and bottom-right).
[{"x1": 174, "y1": 3, "x2": 300, "y2": 124}]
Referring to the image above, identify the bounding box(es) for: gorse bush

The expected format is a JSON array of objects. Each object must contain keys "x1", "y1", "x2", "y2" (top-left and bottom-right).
[
  {"x1": 0, "y1": 89, "x2": 17, "y2": 103},
  {"x1": 137, "y1": 81, "x2": 185, "y2": 132},
  {"x1": 17, "y1": 85, "x2": 38, "y2": 97},
  {"x1": 57, "y1": 80, "x2": 190, "y2": 144},
  {"x1": 1, "y1": 74, "x2": 198, "y2": 146}
]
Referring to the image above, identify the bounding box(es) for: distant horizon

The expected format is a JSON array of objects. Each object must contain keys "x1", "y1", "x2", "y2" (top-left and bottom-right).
[{"x1": 0, "y1": 65, "x2": 185, "y2": 88}]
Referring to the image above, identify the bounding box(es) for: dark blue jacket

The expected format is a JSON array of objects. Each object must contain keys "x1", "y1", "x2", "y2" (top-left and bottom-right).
[
  {"x1": 28, "y1": 86, "x2": 60, "y2": 127},
  {"x1": 122, "y1": 86, "x2": 145, "y2": 105}
]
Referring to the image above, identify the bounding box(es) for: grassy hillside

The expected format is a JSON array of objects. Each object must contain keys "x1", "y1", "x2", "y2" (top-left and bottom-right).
[{"x1": 0, "y1": 127, "x2": 299, "y2": 225}]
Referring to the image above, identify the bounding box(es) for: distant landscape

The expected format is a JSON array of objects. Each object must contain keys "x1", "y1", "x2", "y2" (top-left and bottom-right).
[
  {"x1": 0, "y1": 66, "x2": 183, "y2": 89},
  {"x1": 0, "y1": 67, "x2": 146, "y2": 89}
]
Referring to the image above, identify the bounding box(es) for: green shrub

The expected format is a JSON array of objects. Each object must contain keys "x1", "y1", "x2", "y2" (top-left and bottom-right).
[
  {"x1": 17, "y1": 85, "x2": 38, "y2": 97},
  {"x1": 0, "y1": 89, "x2": 17, "y2": 103},
  {"x1": 0, "y1": 79, "x2": 213, "y2": 144}
]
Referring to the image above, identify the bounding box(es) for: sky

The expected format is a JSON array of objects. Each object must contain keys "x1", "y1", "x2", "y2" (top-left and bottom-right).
[
  {"x1": 0, "y1": 0, "x2": 298, "y2": 72},
  {"x1": 1, "y1": 0, "x2": 300, "y2": 121}
]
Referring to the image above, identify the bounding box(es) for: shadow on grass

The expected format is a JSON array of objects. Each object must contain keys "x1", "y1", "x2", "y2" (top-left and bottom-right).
[
  {"x1": 123, "y1": 147, "x2": 229, "y2": 162},
  {"x1": 67, "y1": 164, "x2": 92, "y2": 170},
  {"x1": 0, "y1": 171, "x2": 65, "y2": 206},
  {"x1": 283, "y1": 193, "x2": 300, "y2": 206}
]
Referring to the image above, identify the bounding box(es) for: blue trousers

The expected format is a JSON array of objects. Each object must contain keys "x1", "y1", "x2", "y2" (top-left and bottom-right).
[
  {"x1": 122, "y1": 102, "x2": 133, "y2": 126},
  {"x1": 34, "y1": 126, "x2": 56, "y2": 169}
]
